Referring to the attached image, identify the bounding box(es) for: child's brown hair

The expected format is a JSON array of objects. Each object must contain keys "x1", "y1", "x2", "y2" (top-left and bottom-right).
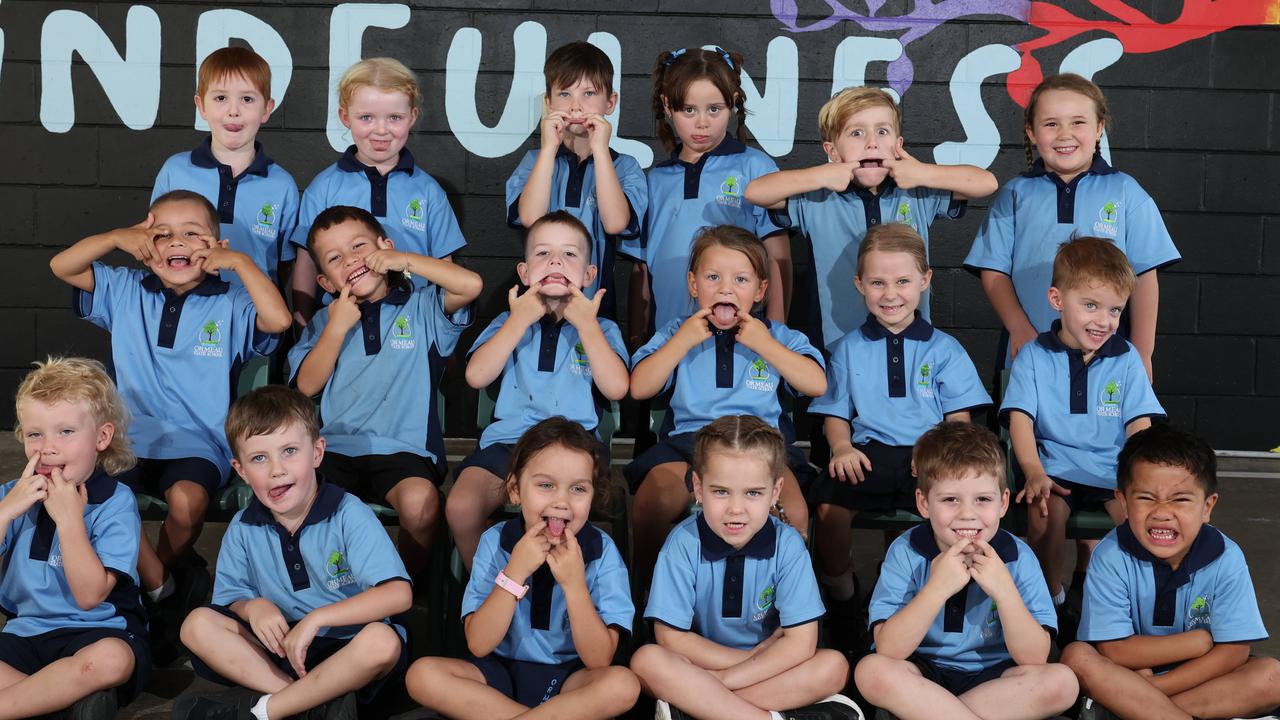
[
  {"x1": 819, "y1": 86, "x2": 901, "y2": 143},
  {"x1": 650, "y1": 47, "x2": 749, "y2": 153},
  {"x1": 15, "y1": 357, "x2": 135, "y2": 476},
  {"x1": 856, "y1": 222, "x2": 928, "y2": 278},
  {"x1": 526, "y1": 210, "x2": 593, "y2": 262},
  {"x1": 688, "y1": 225, "x2": 768, "y2": 284},
  {"x1": 1051, "y1": 236, "x2": 1136, "y2": 297},
  {"x1": 1023, "y1": 73, "x2": 1110, "y2": 168},
  {"x1": 544, "y1": 41, "x2": 613, "y2": 98},
  {"x1": 692, "y1": 415, "x2": 786, "y2": 480},
  {"x1": 913, "y1": 421, "x2": 1006, "y2": 495},
  {"x1": 338, "y1": 57, "x2": 421, "y2": 112},
  {"x1": 152, "y1": 190, "x2": 219, "y2": 235},
  {"x1": 197, "y1": 46, "x2": 272, "y2": 100},
  {"x1": 506, "y1": 416, "x2": 613, "y2": 512},
  {"x1": 224, "y1": 385, "x2": 321, "y2": 459}
]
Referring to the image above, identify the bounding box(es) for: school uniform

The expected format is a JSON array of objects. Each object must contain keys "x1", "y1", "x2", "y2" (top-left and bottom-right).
[
  {"x1": 463, "y1": 517, "x2": 633, "y2": 707},
  {"x1": 152, "y1": 138, "x2": 300, "y2": 284},
  {"x1": 808, "y1": 314, "x2": 991, "y2": 511},
  {"x1": 455, "y1": 313, "x2": 628, "y2": 480},
  {"x1": 287, "y1": 281, "x2": 470, "y2": 498},
  {"x1": 1000, "y1": 324, "x2": 1164, "y2": 508},
  {"x1": 645, "y1": 514, "x2": 825, "y2": 650},
  {"x1": 1078, "y1": 524, "x2": 1267, "y2": 651},
  {"x1": 622, "y1": 137, "x2": 784, "y2": 333},
  {"x1": 505, "y1": 146, "x2": 648, "y2": 317},
  {"x1": 964, "y1": 154, "x2": 1180, "y2": 365},
  {"x1": 868, "y1": 524, "x2": 1057, "y2": 694},
  {"x1": 76, "y1": 264, "x2": 278, "y2": 491},
  {"x1": 771, "y1": 182, "x2": 963, "y2": 348},
  {"x1": 0, "y1": 470, "x2": 151, "y2": 703},
  {"x1": 191, "y1": 481, "x2": 410, "y2": 702}
]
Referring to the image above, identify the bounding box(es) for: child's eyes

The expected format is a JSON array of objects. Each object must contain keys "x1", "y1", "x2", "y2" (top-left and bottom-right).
[
  {"x1": 571, "y1": 484, "x2": 589, "y2": 494},
  {"x1": 745, "y1": 489, "x2": 762, "y2": 497},
  {"x1": 250, "y1": 454, "x2": 266, "y2": 463},
  {"x1": 213, "y1": 94, "x2": 227, "y2": 102},
  {"x1": 283, "y1": 447, "x2": 297, "y2": 456},
  {"x1": 59, "y1": 428, "x2": 76, "y2": 436},
  {"x1": 24, "y1": 431, "x2": 41, "y2": 440},
  {"x1": 868, "y1": 280, "x2": 883, "y2": 288},
  {"x1": 976, "y1": 495, "x2": 993, "y2": 503},
  {"x1": 538, "y1": 481, "x2": 555, "y2": 490},
  {"x1": 734, "y1": 275, "x2": 750, "y2": 284},
  {"x1": 358, "y1": 114, "x2": 373, "y2": 122},
  {"x1": 851, "y1": 129, "x2": 864, "y2": 137},
  {"x1": 705, "y1": 273, "x2": 720, "y2": 281},
  {"x1": 711, "y1": 488, "x2": 728, "y2": 496},
  {"x1": 877, "y1": 128, "x2": 890, "y2": 135},
  {"x1": 389, "y1": 114, "x2": 404, "y2": 122}
]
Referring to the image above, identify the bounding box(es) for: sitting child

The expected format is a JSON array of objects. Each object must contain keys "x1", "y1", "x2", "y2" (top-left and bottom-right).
[
  {"x1": 1062, "y1": 424, "x2": 1280, "y2": 720},
  {"x1": 0, "y1": 357, "x2": 147, "y2": 720},
  {"x1": 174, "y1": 385, "x2": 412, "y2": 720},
  {"x1": 631, "y1": 415, "x2": 860, "y2": 720},
  {"x1": 854, "y1": 421, "x2": 1078, "y2": 720},
  {"x1": 407, "y1": 417, "x2": 639, "y2": 720}
]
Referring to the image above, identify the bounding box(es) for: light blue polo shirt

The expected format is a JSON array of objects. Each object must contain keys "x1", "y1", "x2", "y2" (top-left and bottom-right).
[
  {"x1": 0, "y1": 470, "x2": 146, "y2": 638},
  {"x1": 633, "y1": 317, "x2": 824, "y2": 436},
  {"x1": 213, "y1": 482, "x2": 410, "y2": 640},
  {"x1": 152, "y1": 138, "x2": 300, "y2": 284},
  {"x1": 505, "y1": 146, "x2": 647, "y2": 309},
  {"x1": 76, "y1": 264, "x2": 278, "y2": 480},
  {"x1": 810, "y1": 314, "x2": 991, "y2": 447},
  {"x1": 1000, "y1": 323, "x2": 1164, "y2": 490},
  {"x1": 645, "y1": 514, "x2": 824, "y2": 651},
  {"x1": 287, "y1": 282, "x2": 469, "y2": 462},
  {"x1": 869, "y1": 524, "x2": 1057, "y2": 673},
  {"x1": 1078, "y1": 524, "x2": 1267, "y2": 648},
  {"x1": 462, "y1": 517, "x2": 633, "y2": 664},
  {"x1": 964, "y1": 155, "x2": 1181, "y2": 363},
  {"x1": 772, "y1": 183, "x2": 962, "y2": 348},
  {"x1": 623, "y1": 137, "x2": 785, "y2": 332},
  {"x1": 470, "y1": 313, "x2": 629, "y2": 448},
  {"x1": 290, "y1": 147, "x2": 467, "y2": 269}
]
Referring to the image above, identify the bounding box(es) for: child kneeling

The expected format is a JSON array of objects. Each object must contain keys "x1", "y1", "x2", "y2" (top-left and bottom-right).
[{"x1": 854, "y1": 422, "x2": 1078, "y2": 720}]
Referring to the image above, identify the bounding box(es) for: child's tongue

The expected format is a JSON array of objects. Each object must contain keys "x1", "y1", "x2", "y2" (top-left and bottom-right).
[
  {"x1": 712, "y1": 303, "x2": 738, "y2": 326},
  {"x1": 546, "y1": 517, "x2": 566, "y2": 538}
]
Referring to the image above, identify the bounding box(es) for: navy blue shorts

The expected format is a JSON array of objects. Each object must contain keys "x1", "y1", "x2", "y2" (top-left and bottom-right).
[
  {"x1": 908, "y1": 654, "x2": 1017, "y2": 696},
  {"x1": 189, "y1": 605, "x2": 408, "y2": 705},
  {"x1": 809, "y1": 441, "x2": 917, "y2": 513},
  {"x1": 0, "y1": 626, "x2": 151, "y2": 705},
  {"x1": 118, "y1": 456, "x2": 223, "y2": 499},
  {"x1": 625, "y1": 432, "x2": 812, "y2": 493},
  {"x1": 455, "y1": 443, "x2": 516, "y2": 480},
  {"x1": 1053, "y1": 477, "x2": 1118, "y2": 515},
  {"x1": 470, "y1": 654, "x2": 584, "y2": 708},
  {"x1": 320, "y1": 451, "x2": 443, "y2": 504}
]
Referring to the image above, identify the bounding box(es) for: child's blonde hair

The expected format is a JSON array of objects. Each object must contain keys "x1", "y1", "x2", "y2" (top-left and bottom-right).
[
  {"x1": 650, "y1": 47, "x2": 749, "y2": 153},
  {"x1": 1023, "y1": 73, "x2": 1110, "y2": 168},
  {"x1": 1051, "y1": 236, "x2": 1136, "y2": 297},
  {"x1": 856, "y1": 222, "x2": 928, "y2": 277},
  {"x1": 819, "y1": 86, "x2": 901, "y2": 143},
  {"x1": 14, "y1": 357, "x2": 134, "y2": 476},
  {"x1": 688, "y1": 225, "x2": 769, "y2": 283},
  {"x1": 338, "y1": 57, "x2": 421, "y2": 112},
  {"x1": 693, "y1": 415, "x2": 786, "y2": 480}
]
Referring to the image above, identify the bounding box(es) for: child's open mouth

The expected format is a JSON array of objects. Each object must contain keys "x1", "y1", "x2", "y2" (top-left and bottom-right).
[
  {"x1": 346, "y1": 266, "x2": 370, "y2": 285},
  {"x1": 268, "y1": 483, "x2": 292, "y2": 501},
  {"x1": 723, "y1": 521, "x2": 749, "y2": 534},
  {"x1": 1148, "y1": 527, "x2": 1179, "y2": 546},
  {"x1": 544, "y1": 515, "x2": 568, "y2": 538},
  {"x1": 166, "y1": 256, "x2": 191, "y2": 269},
  {"x1": 711, "y1": 302, "x2": 738, "y2": 326},
  {"x1": 1053, "y1": 145, "x2": 1079, "y2": 156},
  {"x1": 953, "y1": 528, "x2": 982, "y2": 540},
  {"x1": 859, "y1": 159, "x2": 884, "y2": 169},
  {"x1": 1085, "y1": 328, "x2": 1108, "y2": 342},
  {"x1": 36, "y1": 464, "x2": 62, "y2": 478},
  {"x1": 541, "y1": 273, "x2": 569, "y2": 286},
  {"x1": 223, "y1": 124, "x2": 244, "y2": 133}
]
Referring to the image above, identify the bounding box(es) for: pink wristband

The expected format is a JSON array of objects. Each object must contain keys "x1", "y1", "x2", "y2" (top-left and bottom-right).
[{"x1": 495, "y1": 570, "x2": 529, "y2": 600}]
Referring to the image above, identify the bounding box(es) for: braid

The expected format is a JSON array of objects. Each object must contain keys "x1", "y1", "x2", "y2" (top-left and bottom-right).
[
  {"x1": 651, "y1": 52, "x2": 678, "y2": 152},
  {"x1": 728, "y1": 50, "x2": 752, "y2": 144},
  {"x1": 1024, "y1": 134, "x2": 1035, "y2": 169}
]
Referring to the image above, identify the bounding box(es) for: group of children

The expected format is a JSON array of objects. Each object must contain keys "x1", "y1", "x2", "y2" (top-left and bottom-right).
[{"x1": 0, "y1": 35, "x2": 1276, "y2": 720}]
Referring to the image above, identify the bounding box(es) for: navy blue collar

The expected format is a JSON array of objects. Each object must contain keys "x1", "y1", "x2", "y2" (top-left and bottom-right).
[
  {"x1": 140, "y1": 272, "x2": 230, "y2": 297},
  {"x1": 1116, "y1": 522, "x2": 1224, "y2": 575},
  {"x1": 1036, "y1": 320, "x2": 1129, "y2": 359},
  {"x1": 907, "y1": 523, "x2": 1019, "y2": 563},
  {"x1": 844, "y1": 175, "x2": 897, "y2": 200},
  {"x1": 655, "y1": 134, "x2": 747, "y2": 168},
  {"x1": 337, "y1": 145, "x2": 415, "y2": 175},
  {"x1": 1022, "y1": 152, "x2": 1117, "y2": 180},
  {"x1": 241, "y1": 479, "x2": 345, "y2": 530},
  {"x1": 191, "y1": 137, "x2": 273, "y2": 177},
  {"x1": 696, "y1": 513, "x2": 777, "y2": 562},
  {"x1": 859, "y1": 312, "x2": 934, "y2": 342},
  {"x1": 82, "y1": 468, "x2": 117, "y2": 505},
  {"x1": 497, "y1": 515, "x2": 604, "y2": 564},
  {"x1": 556, "y1": 143, "x2": 620, "y2": 165},
  {"x1": 365, "y1": 281, "x2": 412, "y2": 308}
]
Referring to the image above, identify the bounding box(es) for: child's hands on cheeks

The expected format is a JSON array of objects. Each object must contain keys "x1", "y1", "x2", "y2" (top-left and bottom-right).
[
  {"x1": 733, "y1": 309, "x2": 771, "y2": 352},
  {"x1": 929, "y1": 538, "x2": 974, "y2": 597},
  {"x1": 191, "y1": 238, "x2": 242, "y2": 276},
  {"x1": 508, "y1": 282, "x2": 549, "y2": 327},
  {"x1": 820, "y1": 162, "x2": 859, "y2": 192},
  {"x1": 546, "y1": 525, "x2": 586, "y2": 591},
  {"x1": 562, "y1": 286, "x2": 604, "y2": 331},
  {"x1": 327, "y1": 285, "x2": 362, "y2": 334},
  {"x1": 881, "y1": 140, "x2": 926, "y2": 190},
  {"x1": 967, "y1": 540, "x2": 1017, "y2": 603},
  {"x1": 0, "y1": 455, "x2": 49, "y2": 520},
  {"x1": 584, "y1": 114, "x2": 612, "y2": 155},
  {"x1": 362, "y1": 240, "x2": 408, "y2": 275},
  {"x1": 42, "y1": 467, "x2": 87, "y2": 527},
  {"x1": 674, "y1": 308, "x2": 714, "y2": 350},
  {"x1": 505, "y1": 519, "x2": 551, "y2": 583},
  {"x1": 540, "y1": 108, "x2": 568, "y2": 151},
  {"x1": 111, "y1": 214, "x2": 162, "y2": 266},
  {"x1": 243, "y1": 597, "x2": 290, "y2": 659}
]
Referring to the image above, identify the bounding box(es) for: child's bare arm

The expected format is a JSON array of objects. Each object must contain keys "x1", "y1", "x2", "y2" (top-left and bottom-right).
[
  {"x1": 1128, "y1": 271, "x2": 1159, "y2": 380},
  {"x1": 517, "y1": 111, "x2": 565, "y2": 228},
  {"x1": 1010, "y1": 412, "x2": 1058, "y2": 519},
  {"x1": 883, "y1": 147, "x2": 997, "y2": 200},
  {"x1": 51, "y1": 216, "x2": 162, "y2": 292},
  {"x1": 1143, "y1": 641, "x2": 1249, "y2": 697},
  {"x1": 744, "y1": 164, "x2": 855, "y2": 210},
  {"x1": 942, "y1": 410, "x2": 972, "y2": 422},
  {"x1": 465, "y1": 520, "x2": 550, "y2": 658},
  {"x1": 549, "y1": 528, "x2": 619, "y2": 668},
  {"x1": 563, "y1": 286, "x2": 629, "y2": 401},
  {"x1": 653, "y1": 622, "x2": 753, "y2": 670},
  {"x1": 875, "y1": 540, "x2": 973, "y2": 659},
  {"x1": 44, "y1": 469, "x2": 116, "y2": 610},
  {"x1": 1097, "y1": 629, "x2": 1214, "y2": 670},
  {"x1": 734, "y1": 312, "x2": 827, "y2": 398},
  {"x1": 1126, "y1": 416, "x2": 1153, "y2": 438},
  {"x1": 465, "y1": 287, "x2": 548, "y2": 389},
  {"x1": 715, "y1": 621, "x2": 819, "y2": 690},
  {"x1": 586, "y1": 115, "x2": 631, "y2": 235},
  {"x1": 302, "y1": 580, "x2": 412, "y2": 631},
  {"x1": 294, "y1": 287, "x2": 360, "y2": 397},
  {"x1": 290, "y1": 252, "x2": 320, "y2": 330},
  {"x1": 366, "y1": 248, "x2": 483, "y2": 314},
  {"x1": 630, "y1": 311, "x2": 712, "y2": 399},
  {"x1": 194, "y1": 241, "x2": 291, "y2": 334},
  {"x1": 980, "y1": 271, "x2": 1038, "y2": 360},
  {"x1": 969, "y1": 540, "x2": 1050, "y2": 664}
]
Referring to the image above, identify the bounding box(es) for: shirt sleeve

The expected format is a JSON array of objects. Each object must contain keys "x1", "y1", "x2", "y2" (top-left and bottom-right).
[
  {"x1": 807, "y1": 340, "x2": 852, "y2": 420},
  {"x1": 774, "y1": 525, "x2": 826, "y2": 628},
  {"x1": 644, "y1": 527, "x2": 698, "y2": 631},
  {"x1": 290, "y1": 172, "x2": 332, "y2": 250},
  {"x1": 767, "y1": 191, "x2": 805, "y2": 234},
  {"x1": 421, "y1": 176, "x2": 468, "y2": 258},
  {"x1": 1076, "y1": 536, "x2": 1138, "y2": 642},
  {"x1": 212, "y1": 518, "x2": 259, "y2": 606},
  {"x1": 424, "y1": 285, "x2": 473, "y2": 358},
  {"x1": 278, "y1": 174, "x2": 301, "y2": 263},
  {"x1": 1121, "y1": 180, "x2": 1180, "y2": 275},
  {"x1": 589, "y1": 536, "x2": 636, "y2": 632},
  {"x1": 151, "y1": 162, "x2": 173, "y2": 203},
  {"x1": 1121, "y1": 349, "x2": 1165, "y2": 425},
  {"x1": 504, "y1": 150, "x2": 538, "y2": 229},
  {"x1": 775, "y1": 324, "x2": 826, "y2": 396},
  {"x1": 999, "y1": 345, "x2": 1038, "y2": 422},
  {"x1": 1204, "y1": 543, "x2": 1268, "y2": 643},
  {"x1": 964, "y1": 181, "x2": 1016, "y2": 275},
  {"x1": 631, "y1": 319, "x2": 681, "y2": 393},
  {"x1": 462, "y1": 526, "x2": 506, "y2": 618},
  {"x1": 286, "y1": 308, "x2": 330, "y2": 385},
  {"x1": 87, "y1": 488, "x2": 141, "y2": 582},
  {"x1": 868, "y1": 536, "x2": 920, "y2": 627},
  {"x1": 467, "y1": 314, "x2": 511, "y2": 358},
  {"x1": 0, "y1": 481, "x2": 15, "y2": 556},
  {"x1": 1011, "y1": 540, "x2": 1057, "y2": 631},
  {"x1": 340, "y1": 498, "x2": 411, "y2": 589},
  {"x1": 73, "y1": 263, "x2": 138, "y2": 332},
  {"x1": 614, "y1": 153, "x2": 647, "y2": 241},
  {"x1": 748, "y1": 153, "x2": 786, "y2": 240},
  {"x1": 920, "y1": 186, "x2": 964, "y2": 221},
  {"x1": 599, "y1": 318, "x2": 630, "y2": 366},
  {"x1": 937, "y1": 337, "x2": 993, "y2": 414},
  {"x1": 230, "y1": 287, "x2": 278, "y2": 359}
]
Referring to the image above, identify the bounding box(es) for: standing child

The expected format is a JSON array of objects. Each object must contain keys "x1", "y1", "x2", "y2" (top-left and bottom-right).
[
  {"x1": 153, "y1": 46, "x2": 299, "y2": 288},
  {"x1": 0, "y1": 358, "x2": 147, "y2": 720},
  {"x1": 807, "y1": 223, "x2": 991, "y2": 649},
  {"x1": 745, "y1": 86, "x2": 996, "y2": 348},
  {"x1": 289, "y1": 57, "x2": 467, "y2": 327},
  {"x1": 174, "y1": 386, "x2": 412, "y2": 720},
  {"x1": 624, "y1": 46, "x2": 790, "y2": 343},
  {"x1": 854, "y1": 422, "x2": 1079, "y2": 720},
  {"x1": 449, "y1": 212, "x2": 630, "y2": 569},
  {"x1": 1062, "y1": 424, "x2": 1280, "y2": 720},
  {"x1": 407, "y1": 418, "x2": 639, "y2": 720},
  {"x1": 964, "y1": 73, "x2": 1180, "y2": 378},
  {"x1": 506, "y1": 41, "x2": 648, "y2": 320},
  {"x1": 631, "y1": 415, "x2": 860, "y2": 720},
  {"x1": 288, "y1": 205, "x2": 482, "y2": 582},
  {"x1": 49, "y1": 191, "x2": 291, "y2": 661},
  {"x1": 627, "y1": 225, "x2": 827, "y2": 585}
]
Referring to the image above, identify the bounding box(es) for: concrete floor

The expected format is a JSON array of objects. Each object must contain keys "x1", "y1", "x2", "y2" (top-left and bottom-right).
[{"x1": 1, "y1": 437, "x2": 1277, "y2": 718}]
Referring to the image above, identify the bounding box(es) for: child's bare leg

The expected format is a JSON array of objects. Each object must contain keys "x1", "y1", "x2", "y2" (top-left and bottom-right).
[
  {"x1": 519, "y1": 666, "x2": 640, "y2": 720},
  {"x1": 446, "y1": 467, "x2": 508, "y2": 572},
  {"x1": 266, "y1": 623, "x2": 402, "y2": 718},
  {"x1": 733, "y1": 649, "x2": 849, "y2": 712},
  {"x1": 160, "y1": 480, "x2": 210, "y2": 567},
  {"x1": 406, "y1": 656, "x2": 525, "y2": 720},
  {"x1": 955, "y1": 664, "x2": 1078, "y2": 720},
  {"x1": 815, "y1": 503, "x2": 854, "y2": 579},
  {"x1": 1171, "y1": 656, "x2": 1280, "y2": 719},
  {"x1": 180, "y1": 607, "x2": 293, "y2": 692},
  {"x1": 1027, "y1": 495, "x2": 1070, "y2": 596},
  {"x1": 138, "y1": 535, "x2": 167, "y2": 592},
  {"x1": 778, "y1": 468, "x2": 809, "y2": 539},
  {"x1": 631, "y1": 462, "x2": 692, "y2": 585},
  {"x1": 386, "y1": 476, "x2": 441, "y2": 576},
  {"x1": 854, "y1": 653, "x2": 981, "y2": 720},
  {"x1": 0, "y1": 639, "x2": 133, "y2": 720},
  {"x1": 1061, "y1": 641, "x2": 1192, "y2": 720},
  {"x1": 630, "y1": 644, "x2": 772, "y2": 720}
]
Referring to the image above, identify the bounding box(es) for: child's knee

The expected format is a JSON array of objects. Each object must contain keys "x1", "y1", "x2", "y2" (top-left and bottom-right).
[
  {"x1": 77, "y1": 639, "x2": 134, "y2": 687},
  {"x1": 445, "y1": 480, "x2": 499, "y2": 530},
  {"x1": 811, "y1": 649, "x2": 851, "y2": 692},
  {"x1": 390, "y1": 480, "x2": 441, "y2": 528},
  {"x1": 165, "y1": 482, "x2": 211, "y2": 523},
  {"x1": 180, "y1": 607, "x2": 228, "y2": 649},
  {"x1": 596, "y1": 665, "x2": 641, "y2": 701},
  {"x1": 853, "y1": 654, "x2": 905, "y2": 699},
  {"x1": 1059, "y1": 641, "x2": 1102, "y2": 674},
  {"x1": 350, "y1": 623, "x2": 403, "y2": 671},
  {"x1": 1032, "y1": 663, "x2": 1080, "y2": 710},
  {"x1": 629, "y1": 643, "x2": 674, "y2": 684}
]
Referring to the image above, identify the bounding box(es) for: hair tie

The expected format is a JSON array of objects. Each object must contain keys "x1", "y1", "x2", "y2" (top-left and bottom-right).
[
  {"x1": 710, "y1": 46, "x2": 735, "y2": 69},
  {"x1": 660, "y1": 48, "x2": 687, "y2": 67}
]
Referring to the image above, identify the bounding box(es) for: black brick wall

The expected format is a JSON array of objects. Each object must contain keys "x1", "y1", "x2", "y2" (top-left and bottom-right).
[{"x1": 2, "y1": 1, "x2": 1277, "y2": 450}]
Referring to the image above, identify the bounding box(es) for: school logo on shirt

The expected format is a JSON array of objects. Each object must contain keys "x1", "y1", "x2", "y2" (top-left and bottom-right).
[
  {"x1": 325, "y1": 550, "x2": 356, "y2": 590},
  {"x1": 1188, "y1": 595, "x2": 1212, "y2": 629},
  {"x1": 746, "y1": 358, "x2": 774, "y2": 392},
  {"x1": 194, "y1": 320, "x2": 224, "y2": 358},
  {"x1": 390, "y1": 316, "x2": 415, "y2": 350},
  {"x1": 980, "y1": 600, "x2": 1001, "y2": 640},
  {"x1": 916, "y1": 362, "x2": 934, "y2": 398},
  {"x1": 751, "y1": 585, "x2": 776, "y2": 622},
  {"x1": 253, "y1": 203, "x2": 279, "y2": 238},
  {"x1": 1097, "y1": 379, "x2": 1122, "y2": 417},
  {"x1": 717, "y1": 175, "x2": 743, "y2": 208},
  {"x1": 894, "y1": 201, "x2": 916, "y2": 228},
  {"x1": 48, "y1": 552, "x2": 63, "y2": 568},
  {"x1": 570, "y1": 341, "x2": 591, "y2": 374},
  {"x1": 1094, "y1": 200, "x2": 1121, "y2": 237},
  {"x1": 403, "y1": 198, "x2": 426, "y2": 232}
]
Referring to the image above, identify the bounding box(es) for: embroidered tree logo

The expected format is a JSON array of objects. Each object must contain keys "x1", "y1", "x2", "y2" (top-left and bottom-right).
[
  {"x1": 325, "y1": 551, "x2": 350, "y2": 578},
  {"x1": 721, "y1": 176, "x2": 740, "y2": 196},
  {"x1": 407, "y1": 198, "x2": 423, "y2": 220},
  {"x1": 919, "y1": 362, "x2": 931, "y2": 383},
  {"x1": 1101, "y1": 201, "x2": 1118, "y2": 222},
  {"x1": 394, "y1": 316, "x2": 411, "y2": 338},
  {"x1": 750, "y1": 358, "x2": 769, "y2": 381},
  {"x1": 1103, "y1": 380, "x2": 1120, "y2": 404},
  {"x1": 573, "y1": 341, "x2": 589, "y2": 365},
  {"x1": 201, "y1": 321, "x2": 220, "y2": 345},
  {"x1": 897, "y1": 201, "x2": 912, "y2": 222},
  {"x1": 258, "y1": 203, "x2": 275, "y2": 226}
]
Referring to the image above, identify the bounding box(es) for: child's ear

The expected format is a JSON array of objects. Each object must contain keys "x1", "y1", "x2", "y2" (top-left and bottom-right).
[
  {"x1": 338, "y1": 106, "x2": 352, "y2": 130},
  {"x1": 516, "y1": 261, "x2": 531, "y2": 287},
  {"x1": 506, "y1": 476, "x2": 521, "y2": 506},
  {"x1": 690, "y1": 472, "x2": 704, "y2": 504},
  {"x1": 921, "y1": 268, "x2": 933, "y2": 291},
  {"x1": 1024, "y1": 124, "x2": 1037, "y2": 148},
  {"x1": 316, "y1": 273, "x2": 338, "y2": 296},
  {"x1": 1047, "y1": 285, "x2": 1063, "y2": 311},
  {"x1": 772, "y1": 476, "x2": 784, "y2": 505},
  {"x1": 853, "y1": 275, "x2": 865, "y2": 295},
  {"x1": 582, "y1": 264, "x2": 598, "y2": 289},
  {"x1": 1202, "y1": 492, "x2": 1219, "y2": 523},
  {"x1": 262, "y1": 97, "x2": 277, "y2": 121},
  {"x1": 409, "y1": 107, "x2": 421, "y2": 127},
  {"x1": 376, "y1": 236, "x2": 394, "y2": 250},
  {"x1": 753, "y1": 277, "x2": 768, "y2": 304},
  {"x1": 822, "y1": 141, "x2": 838, "y2": 163},
  {"x1": 605, "y1": 91, "x2": 618, "y2": 116},
  {"x1": 194, "y1": 94, "x2": 208, "y2": 120},
  {"x1": 915, "y1": 488, "x2": 930, "y2": 518},
  {"x1": 230, "y1": 458, "x2": 244, "y2": 479},
  {"x1": 998, "y1": 488, "x2": 1010, "y2": 518},
  {"x1": 312, "y1": 436, "x2": 326, "y2": 468},
  {"x1": 95, "y1": 422, "x2": 114, "y2": 453},
  {"x1": 687, "y1": 271, "x2": 698, "y2": 298}
]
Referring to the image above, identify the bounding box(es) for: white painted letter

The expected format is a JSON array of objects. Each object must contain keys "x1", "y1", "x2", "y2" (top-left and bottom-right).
[
  {"x1": 194, "y1": 10, "x2": 293, "y2": 130},
  {"x1": 588, "y1": 31, "x2": 652, "y2": 168},
  {"x1": 1060, "y1": 38, "x2": 1124, "y2": 163},
  {"x1": 445, "y1": 20, "x2": 545, "y2": 159},
  {"x1": 40, "y1": 5, "x2": 161, "y2": 133},
  {"x1": 736, "y1": 37, "x2": 798, "y2": 158},
  {"x1": 932, "y1": 44, "x2": 1021, "y2": 168},
  {"x1": 831, "y1": 36, "x2": 902, "y2": 103},
  {"x1": 327, "y1": 3, "x2": 411, "y2": 152}
]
